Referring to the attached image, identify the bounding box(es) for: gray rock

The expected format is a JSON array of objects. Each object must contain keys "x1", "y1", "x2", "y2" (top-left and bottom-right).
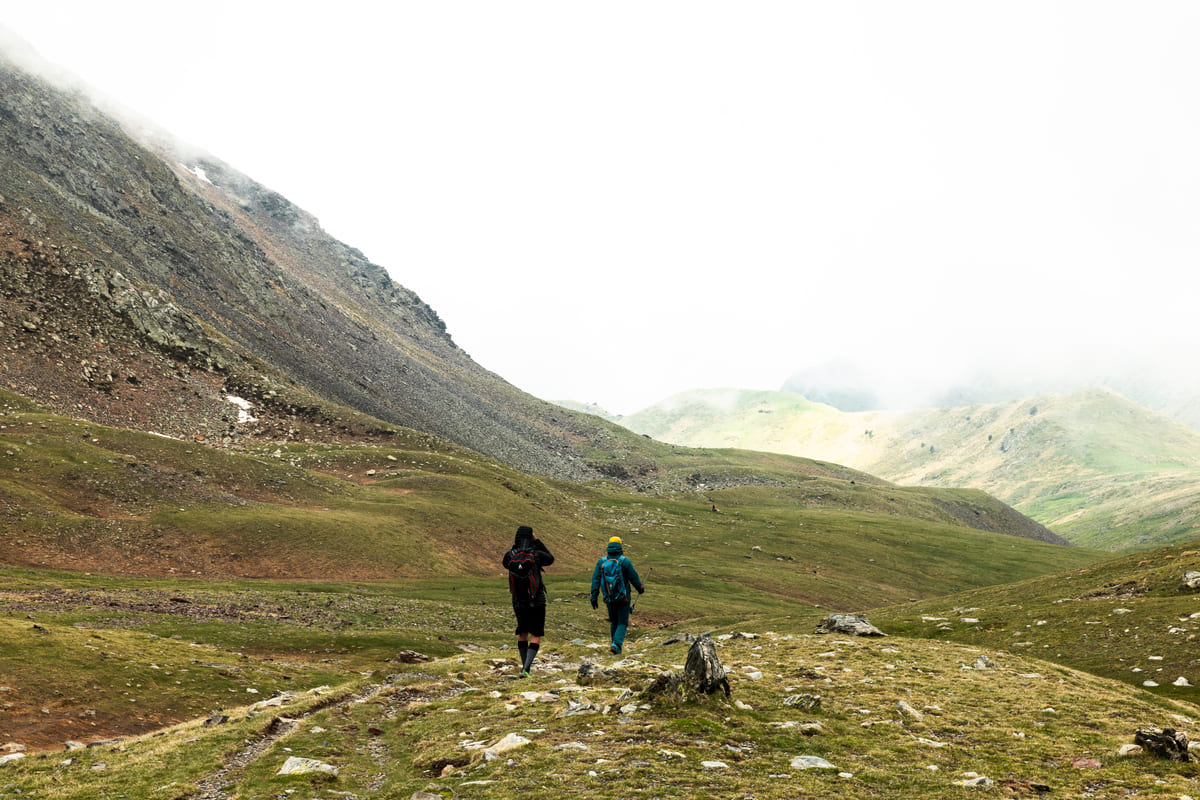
[
  {"x1": 277, "y1": 756, "x2": 338, "y2": 776},
  {"x1": 814, "y1": 613, "x2": 886, "y2": 637},
  {"x1": 86, "y1": 737, "x2": 126, "y2": 748},
  {"x1": 783, "y1": 693, "x2": 822, "y2": 710},
  {"x1": 791, "y1": 755, "x2": 837, "y2": 770},
  {"x1": 1184, "y1": 571, "x2": 1200, "y2": 590},
  {"x1": 661, "y1": 632, "x2": 696, "y2": 646}
]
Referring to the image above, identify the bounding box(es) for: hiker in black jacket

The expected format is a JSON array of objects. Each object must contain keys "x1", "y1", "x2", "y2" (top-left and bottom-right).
[{"x1": 502, "y1": 525, "x2": 554, "y2": 676}]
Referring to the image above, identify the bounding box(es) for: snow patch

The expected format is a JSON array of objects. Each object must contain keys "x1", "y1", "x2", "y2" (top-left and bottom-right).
[
  {"x1": 225, "y1": 395, "x2": 257, "y2": 423},
  {"x1": 180, "y1": 163, "x2": 213, "y2": 184}
]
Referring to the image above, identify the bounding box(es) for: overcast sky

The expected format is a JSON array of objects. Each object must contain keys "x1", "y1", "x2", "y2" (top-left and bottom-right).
[{"x1": 3, "y1": 2, "x2": 1198, "y2": 414}]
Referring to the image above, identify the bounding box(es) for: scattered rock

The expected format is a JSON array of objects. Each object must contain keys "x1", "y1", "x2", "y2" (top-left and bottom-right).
[
  {"x1": 1117, "y1": 744, "x2": 1143, "y2": 757},
  {"x1": 643, "y1": 670, "x2": 683, "y2": 697},
  {"x1": 701, "y1": 760, "x2": 729, "y2": 769},
  {"x1": 954, "y1": 775, "x2": 994, "y2": 787},
  {"x1": 783, "y1": 694, "x2": 822, "y2": 710},
  {"x1": 484, "y1": 733, "x2": 531, "y2": 759},
  {"x1": 661, "y1": 632, "x2": 696, "y2": 646},
  {"x1": 204, "y1": 714, "x2": 229, "y2": 726},
  {"x1": 0, "y1": 743, "x2": 26, "y2": 754},
  {"x1": 974, "y1": 655, "x2": 997, "y2": 670},
  {"x1": 1070, "y1": 757, "x2": 1102, "y2": 769},
  {"x1": 277, "y1": 756, "x2": 338, "y2": 776},
  {"x1": 814, "y1": 613, "x2": 886, "y2": 637},
  {"x1": 86, "y1": 737, "x2": 126, "y2": 748},
  {"x1": 897, "y1": 700, "x2": 924, "y2": 721},
  {"x1": 1134, "y1": 727, "x2": 1191, "y2": 761},
  {"x1": 388, "y1": 650, "x2": 432, "y2": 664},
  {"x1": 791, "y1": 755, "x2": 837, "y2": 770},
  {"x1": 0, "y1": 753, "x2": 25, "y2": 766},
  {"x1": 557, "y1": 700, "x2": 600, "y2": 718},
  {"x1": 412, "y1": 785, "x2": 454, "y2": 800},
  {"x1": 1183, "y1": 571, "x2": 1200, "y2": 590}
]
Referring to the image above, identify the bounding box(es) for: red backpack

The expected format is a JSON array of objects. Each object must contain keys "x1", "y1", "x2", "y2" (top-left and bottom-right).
[{"x1": 507, "y1": 549, "x2": 542, "y2": 603}]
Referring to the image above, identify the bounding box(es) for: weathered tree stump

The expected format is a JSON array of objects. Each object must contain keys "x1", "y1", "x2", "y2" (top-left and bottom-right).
[
  {"x1": 1134, "y1": 727, "x2": 1191, "y2": 761},
  {"x1": 685, "y1": 634, "x2": 731, "y2": 697}
]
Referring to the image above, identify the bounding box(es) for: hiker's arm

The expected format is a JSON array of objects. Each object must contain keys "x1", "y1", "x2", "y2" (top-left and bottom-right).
[
  {"x1": 535, "y1": 539, "x2": 554, "y2": 566},
  {"x1": 590, "y1": 561, "x2": 601, "y2": 606},
  {"x1": 625, "y1": 559, "x2": 644, "y2": 593}
]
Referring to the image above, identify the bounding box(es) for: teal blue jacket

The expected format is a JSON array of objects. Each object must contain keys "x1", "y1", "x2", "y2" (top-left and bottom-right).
[{"x1": 590, "y1": 546, "x2": 643, "y2": 605}]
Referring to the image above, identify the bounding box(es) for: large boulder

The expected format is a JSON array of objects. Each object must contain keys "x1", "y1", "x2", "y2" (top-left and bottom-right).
[
  {"x1": 814, "y1": 613, "x2": 886, "y2": 637},
  {"x1": 1183, "y1": 571, "x2": 1200, "y2": 590}
]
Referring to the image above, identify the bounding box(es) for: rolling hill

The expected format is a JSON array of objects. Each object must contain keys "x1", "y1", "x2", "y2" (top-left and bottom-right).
[{"x1": 621, "y1": 387, "x2": 1200, "y2": 551}]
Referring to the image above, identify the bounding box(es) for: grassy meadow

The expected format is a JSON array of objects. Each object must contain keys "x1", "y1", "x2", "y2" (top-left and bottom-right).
[{"x1": 4, "y1": 393, "x2": 1200, "y2": 797}]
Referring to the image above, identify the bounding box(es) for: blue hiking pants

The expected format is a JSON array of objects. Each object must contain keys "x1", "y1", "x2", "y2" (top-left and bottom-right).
[{"x1": 607, "y1": 599, "x2": 630, "y2": 649}]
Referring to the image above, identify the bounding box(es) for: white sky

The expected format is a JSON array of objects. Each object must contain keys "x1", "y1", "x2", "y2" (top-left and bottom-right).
[{"x1": 3, "y1": 2, "x2": 1199, "y2": 414}]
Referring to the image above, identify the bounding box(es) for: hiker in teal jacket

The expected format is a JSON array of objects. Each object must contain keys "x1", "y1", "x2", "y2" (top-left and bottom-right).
[{"x1": 590, "y1": 536, "x2": 644, "y2": 654}]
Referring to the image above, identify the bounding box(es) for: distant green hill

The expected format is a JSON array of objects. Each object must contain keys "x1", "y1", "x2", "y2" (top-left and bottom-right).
[{"x1": 622, "y1": 387, "x2": 1200, "y2": 551}]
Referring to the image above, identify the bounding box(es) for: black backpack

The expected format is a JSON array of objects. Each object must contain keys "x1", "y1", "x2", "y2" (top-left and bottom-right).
[{"x1": 507, "y1": 549, "x2": 542, "y2": 603}]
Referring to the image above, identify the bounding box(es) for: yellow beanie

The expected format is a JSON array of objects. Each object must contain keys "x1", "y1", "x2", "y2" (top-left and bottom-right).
[{"x1": 608, "y1": 536, "x2": 623, "y2": 544}]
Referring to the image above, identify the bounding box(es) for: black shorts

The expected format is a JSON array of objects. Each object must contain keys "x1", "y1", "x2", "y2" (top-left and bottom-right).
[{"x1": 513, "y1": 603, "x2": 546, "y2": 637}]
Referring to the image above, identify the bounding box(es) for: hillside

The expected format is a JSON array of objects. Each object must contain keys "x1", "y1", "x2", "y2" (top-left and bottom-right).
[
  {"x1": 0, "y1": 40, "x2": 665, "y2": 487},
  {"x1": 871, "y1": 540, "x2": 1200, "y2": 703},
  {"x1": 0, "y1": 389, "x2": 1081, "y2": 588},
  {"x1": 622, "y1": 387, "x2": 1200, "y2": 550}
]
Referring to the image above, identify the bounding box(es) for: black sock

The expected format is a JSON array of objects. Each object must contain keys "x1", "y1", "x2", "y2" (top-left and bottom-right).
[
  {"x1": 522, "y1": 642, "x2": 540, "y2": 673},
  {"x1": 517, "y1": 640, "x2": 528, "y2": 665}
]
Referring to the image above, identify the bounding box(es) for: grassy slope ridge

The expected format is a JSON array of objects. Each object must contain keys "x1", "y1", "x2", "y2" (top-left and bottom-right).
[
  {"x1": 622, "y1": 387, "x2": 1200, "y2": 550},
  {"x1": 870, "y1": 540, "x2": 1200, "y2": 704},
  {"x1": 0, "y1": 389, "x2": 1088, "y2": 595}
]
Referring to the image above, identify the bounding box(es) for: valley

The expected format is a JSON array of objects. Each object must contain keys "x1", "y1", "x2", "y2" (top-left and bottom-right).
[{"x1": 2, "y1": 35, "x2": 1200, "y2": 799}]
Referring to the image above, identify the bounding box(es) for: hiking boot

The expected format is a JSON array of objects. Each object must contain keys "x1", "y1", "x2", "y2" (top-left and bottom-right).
[
  {"x1": 610, "y1": 644, "x2": 621, "y2": 655},
  {"x1": 521, "y1": 670, "x2": 531, "y2": 678}
]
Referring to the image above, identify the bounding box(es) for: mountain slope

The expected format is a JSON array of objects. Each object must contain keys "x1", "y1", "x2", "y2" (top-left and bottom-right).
[
  {"x1": 0, "y1": 42, "x2": 642, "y2": 485},
  {"x1": 622, "y1": 387, "x2": 1200, "y2": 550}
]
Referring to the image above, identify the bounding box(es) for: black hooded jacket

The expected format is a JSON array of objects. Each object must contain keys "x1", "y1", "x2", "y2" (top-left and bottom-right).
[{"x1": 503, "y1": 531, "x2": 554, "y2": 606}]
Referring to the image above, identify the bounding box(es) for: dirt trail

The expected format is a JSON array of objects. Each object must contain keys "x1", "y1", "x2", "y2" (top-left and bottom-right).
[{"x1": 190, "y1": 681, "x2": 394, "y2": 800}]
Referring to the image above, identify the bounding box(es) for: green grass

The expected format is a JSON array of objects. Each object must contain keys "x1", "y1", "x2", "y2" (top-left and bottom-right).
[
  {"x1": 4, "y1": 615, "x2": 1199, "y2": 799},
  {"x1": 870, "y1": 538, "x2": 1200, "y2": 701},
  {"x1": 622, "y1": 387, "x2": 1200, "y2": 552}
]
